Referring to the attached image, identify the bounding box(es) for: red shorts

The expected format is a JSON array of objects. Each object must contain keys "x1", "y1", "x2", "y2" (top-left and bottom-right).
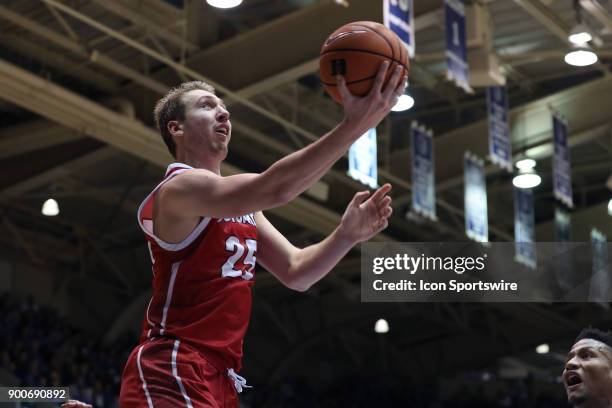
[{"x1": 119, "y1": 337, "x2": 239, "y2": 408}]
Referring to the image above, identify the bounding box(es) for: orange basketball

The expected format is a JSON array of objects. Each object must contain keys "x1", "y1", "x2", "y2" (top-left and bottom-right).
[{"x1": 319, "y1": 21, "x2": 410, "y2": 104}]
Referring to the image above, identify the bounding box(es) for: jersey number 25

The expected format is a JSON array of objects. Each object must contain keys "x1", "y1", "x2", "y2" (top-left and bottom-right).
[{"x1": 221, "y1": 236, "x2": 256, "y2": 280}]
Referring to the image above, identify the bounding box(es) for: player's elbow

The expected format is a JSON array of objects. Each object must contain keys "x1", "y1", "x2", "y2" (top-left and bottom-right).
[
  {"x1": 285, "y1": 278, "x2": 311, "y2": 292},
  {"x1": 282, "y1": 267, "x2": 311, "y2": 292},
  {"x1": 272, "y1": 187, "x2": 296, "y2": 207},
  {"x1": 269, "y1": 180, "x2": 303, "y2": 207}
]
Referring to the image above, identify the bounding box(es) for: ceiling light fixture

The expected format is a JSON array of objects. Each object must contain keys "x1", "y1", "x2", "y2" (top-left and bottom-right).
[
  {"x1": 536, "y1": 343, "x2": 550, "y2": 354},
  {"x1": 513, "y1": 158, "x2": 541, "y2": 189},
  {"x1": 42, "y1": 198, "x2": 60, "y2": 216},
  {"x1": 374, "y1": 318, "x2": 389, "y2": 334},
  {"x1": 568, "y1": 23, "x2": 593, "y2": 45},
  {"x1": 565, "y1": 0, "x2": 598, "y2": 66},
  {"x1": 392, "y1": 94, "x2": 415, "y2": 112},
  {"x1": 568, "y1": 0, "x2": 593, "y2": 45},
  {"x1": 565, "y1": 45, "x2": 598, "y2": 66},
  {"x1": 206, "y1": 0, "x2": 242, "y2": 9}
]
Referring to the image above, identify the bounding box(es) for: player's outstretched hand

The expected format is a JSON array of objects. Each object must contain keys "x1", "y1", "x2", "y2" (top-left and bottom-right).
[
  {"x1": 338, "y1": 183, "x2": 393, "y2": 244},
  {"x1": 60, "y1": 400, "x2": 92, "y2": 408},
  {"x1": 337, "y1": 61, "x2": 406, "y2": 135}
]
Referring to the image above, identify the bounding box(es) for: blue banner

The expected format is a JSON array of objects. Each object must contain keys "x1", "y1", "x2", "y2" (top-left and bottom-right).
[
  {"x1": 589, "y1": 229, "x2": 610, "y2": 304},
  {"x1": 348, "y1": 128, "x2": 378, "y2": 189},
  {"x1": 383, "y1": 0, "x2": 415, "y2": 58},
  {"x1": 552, "y1": 113, "x2": 574, "y2": 208},
  {"x1": 464, "y1": 153, "x2": 488, "y2": 243},
  {"x1": 444, "y1": 0, "x2": 472, "y2": 93},
  {"x1": 514, "y1": 187, "x2": 536, "y2": 269},
  {"x1": 487, "y1": 86, "x2": 512, "y2": 172},
  {"x1": 411, "y1": 122, "x2": 436, "y2": 220}
]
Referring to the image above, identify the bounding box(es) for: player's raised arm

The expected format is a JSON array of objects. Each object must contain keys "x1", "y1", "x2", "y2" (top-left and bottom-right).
[
  {"x1": 256, "y1": 184, "x2": 393, "y2": 292},
  {"x1": 159, "y1": 63, "x2": 405, "y2": 220}
]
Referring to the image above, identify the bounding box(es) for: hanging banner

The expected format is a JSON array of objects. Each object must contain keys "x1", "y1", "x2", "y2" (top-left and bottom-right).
[
  {"x1": 552, "y1": 113, "x2": 574, "y2": 208},
  {"x1": 589, "y1": 229, "x2": 610, "y2": 304},
  {"x1": 464, "y1": 152, "x2": 488, "y2": 243},
  {"x1": 555, "y1": 208, "x2": 572, "y2": 243},
  {"x1": 444, "y1": 0, "x2": 472, "y2": 93},
  {"x1": 514, "y1": 187, "x2": 536, "y2": 269},
  {"x1": 348, "y1": 128, "x2": 378, "y2": 189},
  {"x1": 487, "y1": 86, "x2": 512, "y2": 172},
  {"x1": 411, "y1": 122, "x2": 436, "y2": 220},
  {"x1": 553, "y1": 208, "x2": 573, "y2": 292},
  {"x1": 383, "y1": 0, "x2": 415, "y2": 58}
]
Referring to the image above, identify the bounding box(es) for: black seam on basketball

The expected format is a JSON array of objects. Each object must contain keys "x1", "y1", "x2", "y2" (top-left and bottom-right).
[
  {"x1": 351, "y1": 23, "x2": 396, "y2": 60},
  {"x1": 321, "y1": 75, "x2": 377, "y2": 86},
  {"x1": 324, "y1": 25, "x2": 379, "y2": 49},
  {"x1": 320, "y1": 48, "x2": 408, "y2": 70}
]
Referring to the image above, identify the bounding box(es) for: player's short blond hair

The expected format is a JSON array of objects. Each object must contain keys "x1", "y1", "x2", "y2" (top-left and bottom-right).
[{"x1": 154, "y1": 81, "x2": 216, "y2": 158}]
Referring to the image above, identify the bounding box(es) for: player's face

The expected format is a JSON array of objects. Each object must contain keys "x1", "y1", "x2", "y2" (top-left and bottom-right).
[
  {"x1": 563, "y1": 339, "x2": 612, "y2": 406},
  {"x1": 181, "y1": 89, "x2": 231, "y2": 160}
]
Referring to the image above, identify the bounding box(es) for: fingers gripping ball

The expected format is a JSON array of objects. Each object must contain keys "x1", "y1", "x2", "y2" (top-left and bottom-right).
[{"x1": 319, "y1": 21, "x2": 410, "y2": 104}]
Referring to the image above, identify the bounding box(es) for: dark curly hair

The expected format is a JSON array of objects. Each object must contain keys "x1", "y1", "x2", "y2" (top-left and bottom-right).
[{"x1": 575, "y1": 327, "x2": 612, "y2": 349}]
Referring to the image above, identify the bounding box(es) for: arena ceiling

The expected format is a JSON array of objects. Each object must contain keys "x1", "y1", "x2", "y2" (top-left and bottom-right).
[{"x1": 0, "y1": 0, "x2": 611, "y2": 386}]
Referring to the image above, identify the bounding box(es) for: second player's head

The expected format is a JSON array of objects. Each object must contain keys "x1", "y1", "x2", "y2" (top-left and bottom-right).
[
  {"x1": 154, "y1": 81, "x2": 231, "y2": 163},
  {"x1": 563, "y1": 328, "x2": 612, "y2": 408}
]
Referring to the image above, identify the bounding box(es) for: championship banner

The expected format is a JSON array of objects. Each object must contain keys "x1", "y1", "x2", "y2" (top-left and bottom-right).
[
  {"x1": 487, "y1": 86, "x2": 512, "y2": 172},
  {"x1": 464, "y1": 152, "x2": 488, "y2": 243},
  {"x1": 552, "y1": 112, "x2": 574, "y2": 208},
  {"x1": 589, "y1": 229, "x2": 610, "y2": 304},
  {"x1": 410, "y1": 122, "x2": 436, "y2": 220},
  {"x1": 383, "y1": 0, "x2": 415, "y2": 58},
  {"x1": 348, "y1": 128, "x2": 378, "y2": 189},
  {"x1": 514, "y1": 187, "x2": 536, "y2": 269},
  {"x1": 444, "y1": 0, "x2": 472, "y2": 93}
]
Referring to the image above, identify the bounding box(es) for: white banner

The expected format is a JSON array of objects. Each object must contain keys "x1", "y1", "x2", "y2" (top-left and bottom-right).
[
  {"x1": 464, "y1": 152, "x2": 488, "y2": 243},
  {"x1": 589, "y1": 229, "x2": 610, "y2": 304},
  {"x1": 348, "y1": 128, "x2": 378, "y2": 189},
  {"x1": 514, "y1": 187, "x2": 536, "y2": 269}
]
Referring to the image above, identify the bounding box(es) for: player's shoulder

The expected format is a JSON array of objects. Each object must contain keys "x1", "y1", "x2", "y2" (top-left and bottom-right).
[{"x1": 159, "y1": 167, "x2": 219, "y2": 193}]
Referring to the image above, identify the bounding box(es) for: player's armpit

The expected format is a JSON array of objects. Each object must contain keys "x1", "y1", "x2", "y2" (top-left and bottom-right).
[
  {"x1": 255, "y1": 212, "x2": 305, "y2": 291},
  {"x1": 158, "y1": 169, "x2": 286, "y2": 219}
]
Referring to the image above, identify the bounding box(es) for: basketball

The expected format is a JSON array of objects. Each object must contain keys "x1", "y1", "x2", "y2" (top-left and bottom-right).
[{"x1": 319, "y1": 21, "x2": 410, "y2": 104}]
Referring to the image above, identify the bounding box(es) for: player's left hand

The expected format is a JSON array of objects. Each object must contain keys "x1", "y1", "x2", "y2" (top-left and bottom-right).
[
  {"x1": 338, "y1": 183, "x2": 393, "y2": 244},
  {"x1": 60, "y1": 400, "x2": 92, "y2": 408}
]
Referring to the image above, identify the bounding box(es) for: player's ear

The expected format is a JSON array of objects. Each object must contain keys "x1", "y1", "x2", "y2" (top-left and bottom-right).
[{"x1": 168, "y1": 120, "x2": 183, "y2": 139}]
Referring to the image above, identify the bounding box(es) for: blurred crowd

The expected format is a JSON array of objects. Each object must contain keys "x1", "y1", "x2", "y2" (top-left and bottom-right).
[
  {"x1": 0, "y1": 292, "x2": 568, "y2": 408},
  {"x1": 0, "y1": 292, "x2": 132, "y2": 408}
]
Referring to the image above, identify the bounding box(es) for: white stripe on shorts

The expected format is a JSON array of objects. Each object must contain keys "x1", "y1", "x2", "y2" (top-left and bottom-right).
[
  {"x1": 172, "y1": 339, "x2": 194, "y2": 408},
  {"x1": 137, "y1": 344, "x2": 154, "y2": 408}
]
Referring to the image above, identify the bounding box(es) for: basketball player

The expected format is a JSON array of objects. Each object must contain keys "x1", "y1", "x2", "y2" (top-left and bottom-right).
[
  {"x1": 112, "y1": 61, "x2": 406, "y2": 408},
  {"x1": 563, "y1": 328, "x2": 612, "y2": 408}
]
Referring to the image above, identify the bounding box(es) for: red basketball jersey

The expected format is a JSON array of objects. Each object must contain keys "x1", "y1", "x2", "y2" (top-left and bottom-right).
[{"x1": 137, "y1": 163, "x2": 257, "y2": 371}]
